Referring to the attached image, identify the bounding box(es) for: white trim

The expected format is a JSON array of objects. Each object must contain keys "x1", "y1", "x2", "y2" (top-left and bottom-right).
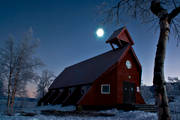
[
  {"x1": 101, "y1": 84, "x2": 110, "y2": 94},
  {"x1": 137, "y1": 87, "x2": 140, "y2": 92}
]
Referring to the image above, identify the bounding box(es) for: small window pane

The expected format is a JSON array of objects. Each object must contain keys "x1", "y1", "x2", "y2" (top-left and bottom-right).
[
  {"x1": 103, "y1": 86, "x2": 109, "y2": 92},
  {"x1": 131, "y1": 88, "x2": 134, "y2": 91},
  {"x1": 101, "y1": 84, "x2": 110, "y2": 94}
]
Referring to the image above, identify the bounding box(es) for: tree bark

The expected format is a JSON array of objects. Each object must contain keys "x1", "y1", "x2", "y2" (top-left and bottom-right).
[
  {"x1": 7, "y1": 42, "x2": 14, "y2": 115},
  {"x1": 10, "y1": 55, "x2": 22, "y2": 114},
  {"x1": 151, "y1": 1, "x2": 180, "y2": 120},
  {"x1": 10, "y1": 67, "x2": 20, "y2": 114},
  {"x1": 153, "y1": 18, "x2": 171, "y2": 120},
  {"x1": 7, "y1": 68, "x2": 12, "y2": 115},
  {"x1": 150, "y1": 1, "x2": 171, "y2": 119}
]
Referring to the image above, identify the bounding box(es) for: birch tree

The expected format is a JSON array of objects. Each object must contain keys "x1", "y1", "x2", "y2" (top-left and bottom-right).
[
  {"x1": 102, "y1": 0, "x2": 180, "y2": 120},
  {"x1": 0, "y1": 36, "x2": 16, "y2": 114},
  {"x1": 0, "y1": 28, "x2": 43, "y2": 115}
]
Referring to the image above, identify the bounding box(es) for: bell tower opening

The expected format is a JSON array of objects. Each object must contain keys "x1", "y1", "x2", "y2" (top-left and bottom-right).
[
  {"x1": 107, "y1": 39, "x2": 129, "y2": 50},
  {"x1": 106, "y1": 27, "x2": 134, "y2": 50}
]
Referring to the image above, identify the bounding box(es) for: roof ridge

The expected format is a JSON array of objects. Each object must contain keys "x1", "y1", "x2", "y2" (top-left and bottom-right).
[{"x1": 66, "y1": 44, "x2": 129, "y2": 69}]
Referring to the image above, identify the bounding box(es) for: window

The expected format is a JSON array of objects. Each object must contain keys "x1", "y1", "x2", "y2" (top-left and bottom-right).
[
  {"x1": 126, "y1": 60, "x2": 132, "y2": 69},
  {"x1": 131, "y1": 87, "x2": 134, "y2": 91},
  {"x1": 101, "y1": 84, "x2": 110, "y2": 94}
]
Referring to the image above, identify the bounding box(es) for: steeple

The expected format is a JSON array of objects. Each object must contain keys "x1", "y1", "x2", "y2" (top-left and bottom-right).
[{"x1": 106, "y1": 27, "x2": 134, "y2": 50}]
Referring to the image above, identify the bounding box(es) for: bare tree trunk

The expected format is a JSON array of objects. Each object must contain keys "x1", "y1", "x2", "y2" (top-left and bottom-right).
[
  {"x1": 7, "y1": 41, "x2": 14, "y2": 115},
  {"x1": 153, "y1": 18, "x2": 171, "y2": 120},
  {"x1": 10, "y1": 80, "x2": 17, "y2": 114},
  {"x1": 10, "y1": 67, "x2": 20, "y2": 114},
  {"x1": 7, "y1": 69, "x2": 12, "y2": 115}
]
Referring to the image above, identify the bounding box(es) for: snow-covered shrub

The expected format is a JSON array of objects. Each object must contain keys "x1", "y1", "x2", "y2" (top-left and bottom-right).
[
  {"x1": 140, "y1": 85, "x2": 154, "y2": 104},
  {"x1": 167, "y1": 77, "x2": 180, "y2": 96}
]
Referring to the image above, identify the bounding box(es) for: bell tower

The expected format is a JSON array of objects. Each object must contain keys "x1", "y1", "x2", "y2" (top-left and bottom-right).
[{"x1": 106, "y1": 27, "x2": 134, "y2": 50}]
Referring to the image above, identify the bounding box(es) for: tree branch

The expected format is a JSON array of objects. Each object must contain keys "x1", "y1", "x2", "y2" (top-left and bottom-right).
[
  {"x1": 172, "y1": 0, "x2": 177, "y2": 8},
  {"x1": 150, "y1": 0, "x2": 168, "y2": 18},
  {"x1": 168, "y1": 6, "x2": 180, "y2": 23},
  {"x1": 172, "y1": 20, "x2": 180, "y2": 46}
]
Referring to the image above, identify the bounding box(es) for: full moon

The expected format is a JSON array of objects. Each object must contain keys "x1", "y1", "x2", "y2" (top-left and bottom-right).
[{"x1": 96, "y1": 28, "x2": 104, "y2": 37}]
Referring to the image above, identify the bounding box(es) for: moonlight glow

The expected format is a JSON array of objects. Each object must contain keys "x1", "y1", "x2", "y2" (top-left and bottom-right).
[{"x1": 96, "y1": 28, "x2": 104, "y2": 37}]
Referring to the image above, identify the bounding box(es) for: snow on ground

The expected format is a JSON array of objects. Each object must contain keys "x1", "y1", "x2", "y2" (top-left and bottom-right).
[
  {"x1": 0, "y1": 109, "x2": 157, "y2": 120},
  {"x1": 0, "y1": 101, "x2": 157, "y2": 120},
  {"x1": 0, "y1": 104, "x2": 157, "y2": 120},
  {"x1": 169, "y1": 96, "x2": 180, "y2": 120},
  {"x1": 21, "y1": 105, "x2": 76, "y2": 114},
  {"x1": 1, "y1": 84, "x2": 180, "y2": 120}
]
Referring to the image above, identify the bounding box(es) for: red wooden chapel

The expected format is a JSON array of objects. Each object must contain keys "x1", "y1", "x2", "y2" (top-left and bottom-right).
[{"x1": 38, "y1": 27, "x2": 145, "y2": 109}]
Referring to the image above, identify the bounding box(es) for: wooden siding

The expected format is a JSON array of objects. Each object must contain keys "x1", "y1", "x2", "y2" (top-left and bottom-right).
[
  {"x1": 78, "y1": 64, "x2": 117, "y2": 106},
  {"x1": 117, "y1": 29, "x2": 134, "y2": 45},
  {"x1": 116, "y1": 49, "x2": 143, "y2": 104},
  {"x1": 79, "y1": 47, "x2": 145, "y2": 106}
]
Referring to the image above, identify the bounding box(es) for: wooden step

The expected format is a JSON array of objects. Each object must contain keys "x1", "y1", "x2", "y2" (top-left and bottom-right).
[{"x1": 134, "y1": 104, "x2": 157, "y2": 112}]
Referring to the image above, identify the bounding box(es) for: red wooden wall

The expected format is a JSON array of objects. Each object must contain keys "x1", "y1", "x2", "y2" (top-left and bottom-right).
[
  {"x1": 117, "y1": 29, "x2": 134, "y2": 45},
  {"x1": 78, "y1": 64, "x2": 117, "y2": 106},
  {"x1": 116, "y1": 49, "x2": 144, "y2": 104},
  {"x1": 78, "y1": 47, "x2": 145, "y2": 106}
]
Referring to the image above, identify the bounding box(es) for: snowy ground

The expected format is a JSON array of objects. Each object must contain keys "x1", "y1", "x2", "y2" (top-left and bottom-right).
[
  {"x1": 0, "y1": 102, "x2": 157, "y2": 120},
  {"x1": 0, "y1": 95, "x2": 158, "y2": 120},
  {"x1": 1, "y1": 99, "x2": 180, "y2": 120},
  {"x1": 1, "y1": 97, "x2": 180, "y2": 120},
  {"x1": 169, "y1": 96, "x2": 180, "y2": 120},
  {"x1": 1, "y1": 84, "x2": 180, "y2": 120},
  {"x1": 0, "y1": 108, "x2": 157, "y2": 120}
]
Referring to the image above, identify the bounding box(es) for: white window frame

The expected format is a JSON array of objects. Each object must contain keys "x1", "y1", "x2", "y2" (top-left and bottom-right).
[{"x1": 101, "y1": 84, "x2": 110, "y2": 94}]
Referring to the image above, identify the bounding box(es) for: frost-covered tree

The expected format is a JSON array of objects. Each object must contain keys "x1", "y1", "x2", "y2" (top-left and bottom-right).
[
  {"x1": 36, "y1": 70, "x2": 55, "y2": 99},
  {"x1": 167, "y1": 76, "x2": 180, "y2": 96},
  {"x1": 168, "y1": 76, "x2": 180, "y2": 83},
  {"x1": 141, "y1": 85, "x2": 154, "y2": 104},
  {"x1": 0, "y1": 28, "x2": 43, "y2": 114},
  {"x1": 102, "y1": 0, "x2": 180, "y2": 119}
]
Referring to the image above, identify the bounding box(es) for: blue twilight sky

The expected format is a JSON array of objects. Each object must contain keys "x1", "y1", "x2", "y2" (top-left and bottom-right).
[{"x1": 0, "y1": 0, "x2": 179, "y2": 88}]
